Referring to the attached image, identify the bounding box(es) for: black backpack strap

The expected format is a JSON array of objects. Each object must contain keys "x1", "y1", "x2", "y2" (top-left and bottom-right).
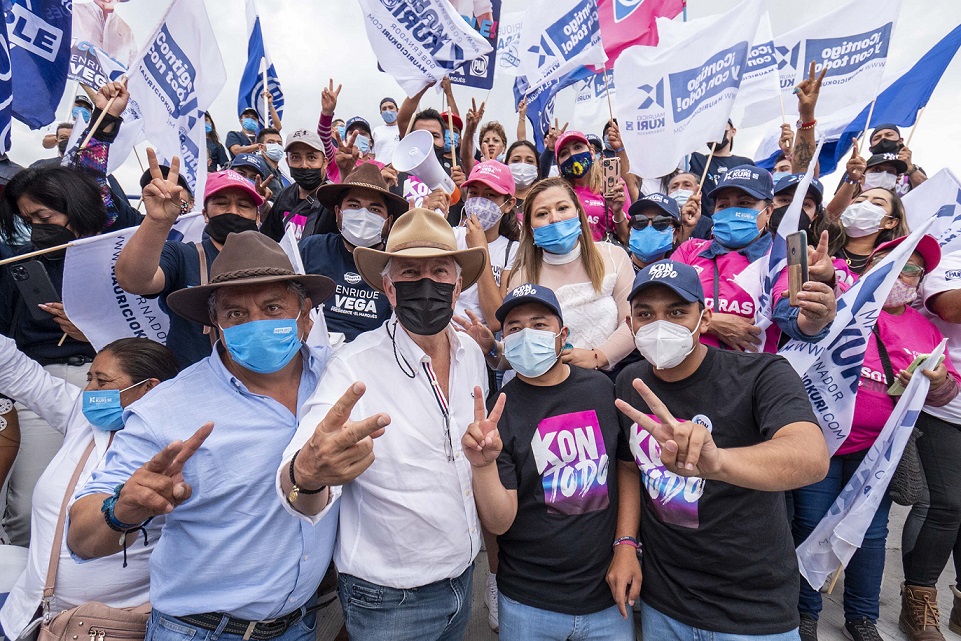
[{"x1": 872, "y1": 324, "x2": 897, "y2": 397}]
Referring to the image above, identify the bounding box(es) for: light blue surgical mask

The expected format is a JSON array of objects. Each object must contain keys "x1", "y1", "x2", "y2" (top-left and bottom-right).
[
  {"x1": 772, "y1": 171, "x2": 790, "y2": 183},
  {"x1": 503, "y1": 328, "x2": 561, "y2": 378},
  {"x1": 629, "y1": 226, "x2": 674, "y2": 264},
  {"x1": 205, "y1": 122, "x2": 213, "y2": 134},
  {"x1": 382, "y1": 110, "x2": 398, "y2": 124},
  {"x1": 444, "y1": 130, "x2": 460, "y2": 153},
  {"x1": 337, "y1": 125, "x2": 346, "y2": 140},
  {"x1": 220, "y1": 313, "x2": 303, "y2": 374},
  {"x1": 712, "y1": 207, "x2": 763, "y2": 249},
  {"x1": 264, "y1": 142, "x2": 284, "y2": 162},
  {"x1": 669, "y1": 189, "x2": 694, "y2": 207},
  {"x1": 82, "y1": 380, "x2": 149, "y2": 431},
  {"x1": 356, "y1": 135, "x2": 371, "y2": 154},
  {"x1": 241, "y1": 117, "x2": 258, "y2": 133},
  {"x1": 532, "y1": 217, "x2": 582, "y2": 255},
  {"x1": 72, "y1": 106, "x2": 91, "y2": 123}
]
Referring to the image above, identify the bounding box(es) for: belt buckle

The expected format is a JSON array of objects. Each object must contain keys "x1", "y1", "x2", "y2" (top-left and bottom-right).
[{"x1": 242, "y1": 622, "x2": 257, "y2": 641}]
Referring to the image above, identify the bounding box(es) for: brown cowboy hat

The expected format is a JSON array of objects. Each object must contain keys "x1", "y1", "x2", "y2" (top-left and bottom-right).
[
  {"x1": 354, "y1": 208, "x2": 488, "y2": 294},
  {"x1": 315, "y1": 162, "x2": 409, "y2": 220},
  {"x1": 166, "y1": 231, "x2": 335, "y2": 326}
]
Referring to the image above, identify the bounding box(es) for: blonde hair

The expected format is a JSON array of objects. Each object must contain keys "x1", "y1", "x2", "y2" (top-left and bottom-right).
[
  {"x1": 511, "y1": 177, "x2": 606, "y2": 292},
  {"x1": 558, "y1": 134, "x2": 604, "y2": 194}
]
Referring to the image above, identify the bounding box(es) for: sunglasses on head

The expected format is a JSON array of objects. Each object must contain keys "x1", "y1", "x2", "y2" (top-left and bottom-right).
[{"x1": 631, "y1": 215, "x2": 677, "y2": 231}]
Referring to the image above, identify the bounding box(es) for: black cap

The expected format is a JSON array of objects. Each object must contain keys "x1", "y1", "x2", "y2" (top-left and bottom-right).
[{"x1": 866, "y1": 152, "x2": 908, "y2": 175}]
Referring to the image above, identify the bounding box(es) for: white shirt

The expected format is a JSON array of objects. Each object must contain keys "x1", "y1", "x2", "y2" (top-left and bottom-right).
[
  {"x1": 0, "y1": 335, "x2": 156, "y2": 640},
  {"x1": 372, "y1": 123, "x2": 400, "y2": 164},
  {"x1": 281, "y1": 318, "x2": 487, "y2": 589},
  {"x1": 920, "y1": 252, "x2": 961, "y2": 423},
  {"x1": 452, "y1": 227, "x2": 517, "y2": 325}
]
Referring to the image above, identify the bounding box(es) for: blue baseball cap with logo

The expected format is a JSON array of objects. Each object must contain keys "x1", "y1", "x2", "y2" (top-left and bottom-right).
[
  {"x1": 707, "y1": 164, "x2": 774, "y2": 201},
  {"x1": 229, "y1": 153, "x2": 268, "y2": 179},
  {"x1": 774, "y1": 173, "x2": 824, "y2": 207},
  {"x1": 628, "y1": 192, "x2": 680, "y2": 221},
  {"x1": 496, "y1": 283, "x2": 563, "y2": 325},
  {"x1": 345, "y1": 116, "x2": 372, "y2": 137},
  {"x1": 628, "y1": 260, "x2": 705, "y2": 304}
]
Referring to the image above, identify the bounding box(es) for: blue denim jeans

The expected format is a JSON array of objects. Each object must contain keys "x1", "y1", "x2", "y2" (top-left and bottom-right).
[
  {"x1": 498, "y1": 592, "x2": 634, "y2": 641},
  {"x1": 640, "y1": 601, "x2": 800, "y2": 640},
  {"x1": 338, "y1": 563, "x2": 473, "y2": 641},
  {"x1": 145, "y1": 608, "x2": 317, "y2": 641},
  {"x1": 792, "y1": 452, "x2": 894, "y2": 622}
]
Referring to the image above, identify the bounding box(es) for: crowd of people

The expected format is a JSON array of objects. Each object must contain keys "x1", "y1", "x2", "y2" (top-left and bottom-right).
[{"x1": 0, "y1": 55, "x2": 958, "y2": 641}]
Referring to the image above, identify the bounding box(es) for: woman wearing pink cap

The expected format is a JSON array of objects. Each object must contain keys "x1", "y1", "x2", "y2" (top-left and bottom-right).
[{"x1": 555, "y1": 130, "x2": 630, "y2": 245}]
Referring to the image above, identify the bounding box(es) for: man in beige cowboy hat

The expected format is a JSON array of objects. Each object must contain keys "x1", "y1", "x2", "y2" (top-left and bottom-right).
[
  {"x1": 70, "y1": 231, "x2": 386, "y2": 641},
  {"x1": 278, "y1": 208, "x2": 489, "y2": 641},
  {"x1": 301, "y1": 162, "x2": 409, "y2": 343}
]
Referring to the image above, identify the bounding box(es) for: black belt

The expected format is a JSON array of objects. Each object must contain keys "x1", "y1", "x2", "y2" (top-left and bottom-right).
[{"x1": 175, "y1": 608, "x2": 305, "y2": 641}]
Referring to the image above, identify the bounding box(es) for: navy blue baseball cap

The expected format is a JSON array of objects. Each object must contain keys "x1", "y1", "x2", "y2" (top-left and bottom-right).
[
  {"x1": 628, "y1": 260, "x2": 705, "y2": 304},
  {"x1": 496, "y1": 283, "x2": 563, "y2": 325},
  {"x1": 345, "y1": 116, "x2": 372, "y2": 137},
  {"x1": 628, "y1": 192, "x2": 680, "y2": 221},
  {"x1": 707, "y1": 164, "x2": 774, "y2": 201},
  {"x1": 229, "y1": 152, "x2": 268, "y2": 178},
  {"x1": 585, "y1": 133, "x2": 603, "y2": 153},
  {"x1": 774, "y1": 173, "x2": 824, "y2": 207},
  {"x1": 871, "y1": 123, "x2": 900, "y2": 138}
]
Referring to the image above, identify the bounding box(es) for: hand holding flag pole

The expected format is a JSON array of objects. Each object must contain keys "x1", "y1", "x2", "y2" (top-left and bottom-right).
[{"x1": 79, "y1": 76, "x2": 128, "y2": 151}]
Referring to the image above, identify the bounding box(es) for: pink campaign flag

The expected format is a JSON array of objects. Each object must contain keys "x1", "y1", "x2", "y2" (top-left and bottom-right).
[{"x1": 595, "y1": 0, "x2": 685, "y2": 69}]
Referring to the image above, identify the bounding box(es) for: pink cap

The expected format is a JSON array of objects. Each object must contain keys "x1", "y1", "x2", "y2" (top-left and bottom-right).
[
  {"x1": 204, "y1": 170, "x2": 265, "y2": 207},
  {"x1": 870, "y1": 234, "x2": 941, "y2": 272},
  {"x1": 554, "y1": 130, "x2": 590, "y2": 157},
  {"x1": 461, "y1": 160, "x2": 515, "y2": 197}
]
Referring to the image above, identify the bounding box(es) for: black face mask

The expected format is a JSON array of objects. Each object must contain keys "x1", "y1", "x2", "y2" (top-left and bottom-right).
[
  {"x1": 709, "y1": 136, "x2": 730, "y2": 152},
  {"x1": 768, "y1": 204, "x2": 817, "y2": 235},
  {"x1": 393, "y1": 277, "x2": 456, "y2": 336},
  {"x1": 30, "y1": 223, "x2": 75, "y2": 257},
  {"x1": 57, "y1": 139, "x2": 69, "y2": 156},
  {"x1": 205, "y1": 213, "x2": 258, "y2": 244},
  {"x1": 290, "y1": 167, "x2": 324, "y2": 192},
  {"x1": 869, "y1": 138, "x2": 902, "y2": 155}
]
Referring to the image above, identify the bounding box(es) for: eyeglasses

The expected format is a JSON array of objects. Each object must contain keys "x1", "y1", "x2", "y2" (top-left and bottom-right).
[
  {"x1": 867, "y1": 255, "x2": 925, "y2": 280},
  {"x1": 631, "y1": 215, "x2": 677, "y2": 232}
]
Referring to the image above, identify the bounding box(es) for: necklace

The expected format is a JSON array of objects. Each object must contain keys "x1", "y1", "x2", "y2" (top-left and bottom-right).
[{"x1": 841, "y1": 247, "x2": 869, "y2": 271}]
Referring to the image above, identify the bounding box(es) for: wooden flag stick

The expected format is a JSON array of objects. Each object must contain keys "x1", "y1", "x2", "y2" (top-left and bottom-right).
[
  {"x1": 826, "y1": 562, "x2": 844, "y2": 594},
  {"x1": 695, "y1": 143, "x2": 717, "y2": 196},
  {"x1": 778, "y1": 88, "x2": 788, "y2": 125},
  {"x1": 905, "y1": 106, "x2": 926, "y2": 147},
  {"x1": 857, "y1": 98, "x2": 877, "y2": 146},
  {"x1": 79, "y1": 75, "x2": 127, "y2": 150},
  {"x1": 603, "y1": 71, "x2": 615, "y2": 124},
  {"x1": 57, "y1": 333, "x2": 68, "y2": 347},
  {"x1": 0, "y1": 242, "x2": 75, "y2": 266}
]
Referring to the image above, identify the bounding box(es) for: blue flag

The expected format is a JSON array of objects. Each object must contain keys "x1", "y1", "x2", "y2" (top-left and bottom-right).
[
  {"x1": 237, "y1": 0, "x2": 283, "y2": 123},
  {"x1": 0, "y1": 11, "x2": 11, "y2": 153},
  {"x1": 5, "y1": 0, "x2": 70, "y2": 129},
  {"x1": 514, "y1": 66, "x2": 592, "y2": 151}
]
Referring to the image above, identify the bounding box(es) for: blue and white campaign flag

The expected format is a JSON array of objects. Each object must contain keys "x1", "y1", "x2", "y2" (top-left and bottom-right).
[
  {"x1": 495, "y1": 11, "x2": 524, "y2": 78},
  {"x1": 237, "y1": 0, "x2": 283, "y2": 123},
  {"x1": 121, "y1": 0, "x2": 225, "y2": 199},
  {"x1": 0, "y1": 12, "x2": 11, "y2": 154},
  {"x1": 514, "y1": 66, "x2": 592, "y2": 151},
  {"x1": 572, "y1": 68, "x2": 614, "y2": 132},
  {"x1": 6, "y1": 0, "x2": 71, "y2": 129},
  {"x1": 778, "y1": 219, "x2": 934, "y2": 455},
  {"x1": 358, "y1": 0, "x2": 492, "y2": 96},
  {"x1": 614, "y1": 0, "x2": 761, "y2": 180},
  {"x1": 518, "y1": 0, "x2": 606, "y2": 90},
  {"x1": 448, "y1": 0, "x2": 501, "y2": 90},
  {"x1": 796, "y1": 338, "x2": 947, "y2": 589},
  {"x1": 903, "y1": 168, "x2": 961, "y2": 256}
]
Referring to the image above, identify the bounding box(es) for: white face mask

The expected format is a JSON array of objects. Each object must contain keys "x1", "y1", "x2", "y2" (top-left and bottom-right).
[
  {"x1": 669, "y1": 189, "x2": 694, "y2": 207},
  {"x1": 840, "y1": 201, "x2": 888, "y2": 238},
  {"x1": 509, "y1": 162, "x2": 538, "y2": 188},
  {"x1": 340, "y1": 207, "x2": 386, "y2": 248},
  {"x1": 632, "y1": 312, "x2": 702, "y2": 370},
  {"x1": 463, "y1": 197, "x2": 504, "y2": 231},
  {"x1": 863, "y1": 171, "x2": 897, "y2": 191}
]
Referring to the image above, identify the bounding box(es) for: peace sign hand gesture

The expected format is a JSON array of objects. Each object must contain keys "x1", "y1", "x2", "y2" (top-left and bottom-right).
[
  {"x1": 321, "y1": 79, "x2": 342, "y2": 117},
  {"x1": 846, "y1": 136, "x2": 866, "y2": 181},
  {"x1": 462, "y1": 387, "x2": 505, "y2": 468},
  {"x1": 141, "y1": 148, "x2": 184, "y2": 227},
  {"x1": 795, "y1": 60, "x2": 826, "y2": 120},
  {"x1": 615, "y1": 378, "x2": 722, "y2": 477},
  {"x1": 113, "y1": 422, "x2": 214, "y2": 525}
]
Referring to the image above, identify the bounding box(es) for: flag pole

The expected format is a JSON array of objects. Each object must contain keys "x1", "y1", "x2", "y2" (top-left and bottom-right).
[
  {"x1": 695, "y1": 143, "x2": 717, "y2": 195},
  {"x1": 0, "y1": 242, "x2": 76, "y2": 266},
  {"x1": 826, "y1": 562, "x2": 843, "y2": 594},
  {"x1": 778, "y1": 88, "x2": 788, "y2": 125},
  {"x1": 905, "y1": 106, "x2": 925, "y2": 147},
  {"x1": 603, "y1": 71, "x2": 615, "y2": 124},
  {"x1": 446, "y1": 99, "x2": 458, "y2": 170},
  {"x1": 79, "y1": 75, "x2": 128, "y2": 150},
  {"x1": 857, "y1": 98, "x2": 877, "y2": 146}
]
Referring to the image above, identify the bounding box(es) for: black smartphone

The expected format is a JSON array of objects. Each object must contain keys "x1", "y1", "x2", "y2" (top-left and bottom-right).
[
  {"x1": 787, "y1": 230, "x2": 809, "y2": 307},
  {"x1": 10, "y1": 261, "x2": 61, "y2": 322}
]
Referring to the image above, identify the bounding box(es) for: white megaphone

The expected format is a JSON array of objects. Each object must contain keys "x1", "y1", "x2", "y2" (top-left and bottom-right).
[{"x1": 392, "y1": 130, "x2": 456, "y2": 195}]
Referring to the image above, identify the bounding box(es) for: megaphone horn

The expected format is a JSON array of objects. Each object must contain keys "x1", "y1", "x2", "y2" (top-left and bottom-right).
[{"x1": 392, "y1": 130, "x2": 456, "y2": 195}]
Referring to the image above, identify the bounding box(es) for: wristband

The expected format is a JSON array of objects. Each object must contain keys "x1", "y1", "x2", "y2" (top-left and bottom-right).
[
  {"x1": 612, "y1": 147, "x2": 625, "y2": 154},
  {"x1": 101, "y1": 483, "x2": 150, "y2": 532},
  {"x1": 796, "y1": 119, "x2": 817, "y2": 130},
  {"x1": 843, "y1": 175, "x2": 860, "y2": 185},
  {"x1": 613, "y1": 536, "x2": 641, "y2": 550},
  {"x1": 287, "y1": 449, "x2": 327, "y2": 504}
]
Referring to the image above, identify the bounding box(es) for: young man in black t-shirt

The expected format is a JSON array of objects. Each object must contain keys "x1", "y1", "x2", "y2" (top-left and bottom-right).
[
  {"x1": 612, "y1": 260, "x2": 829, "y2": 640},
  {"x1": 463, "y1": 283, "x2": 637, "y2": 641}
]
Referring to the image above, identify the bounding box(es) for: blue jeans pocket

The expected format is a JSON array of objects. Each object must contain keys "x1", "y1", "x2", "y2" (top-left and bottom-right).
[{"x1": 147, "y1": 615, "x2": 198, "y2": 641}]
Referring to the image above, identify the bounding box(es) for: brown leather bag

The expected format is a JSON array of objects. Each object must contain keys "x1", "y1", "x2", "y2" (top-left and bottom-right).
[{"x1": 37, "y1": 440, "x2": 151, "y2": 641}]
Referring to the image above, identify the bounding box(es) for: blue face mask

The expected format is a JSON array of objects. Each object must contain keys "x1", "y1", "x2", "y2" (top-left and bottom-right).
[
  {"x1": 205, "y1": 122, "x2": 213, "y2": 134},
  {"x1": 220, "y1": 314, "x2": 303, "y2": 374},
  {"x1": 444, "y1": 130, "x2": 460, "y2": 152},
  {"x1": 82, "y1": 380, "x2": 149, "y2": 431},
  {"x1": 629, "y1": 226, "x2": 674, "y2": 264},
  {"x1": 241, "y1": 117, "x2": 258, "y2": 132},
  {"x1": 772, "y1": 171, "x2": 790, "y2": 183},
  {"x1": 356, "y1": 135, "x2": 371, "y2": 154},
  {"x1": 712, "y1": 207, "x2": 763, "y2": 249},
  {"x1": 382, "y1": 110, "x2": 398, "y2": 124},
  {"x1": 337, "y1": 125, "x2": 346, "y2": 140},
  {"x1": 72, "y1": 106, "x2": 91, "y2": 123},
  {"x1": 532, "y1": 217, "x2": 582, "y2": 255},
  {"x1": 503, "y1": 328, "x2": 561, "y2": 378},
  {"x1": 559, "y1": 150, "x2": 594, "y2": 179}
]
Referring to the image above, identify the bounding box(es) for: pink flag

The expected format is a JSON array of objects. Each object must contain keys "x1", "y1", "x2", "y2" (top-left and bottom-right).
[{"x1": 595, "y1": 0, "x2": 685, "y2": 69}]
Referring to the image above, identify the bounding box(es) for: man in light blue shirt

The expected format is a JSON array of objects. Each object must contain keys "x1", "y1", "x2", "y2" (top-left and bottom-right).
[{"x1": 67, "y1": 230, "x2": 381, "y2": 641}]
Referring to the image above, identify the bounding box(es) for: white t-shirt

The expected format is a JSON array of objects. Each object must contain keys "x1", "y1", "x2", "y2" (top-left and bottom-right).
[
  {"x1": 373, "y1": 123, "x2": 400, "y2": 164},
  {"x1": 453, "y1": 227, "x2": 517, "y2": 325},
  {"x1": 919, "y1": 252, "x2": 961, "y2": 423}
]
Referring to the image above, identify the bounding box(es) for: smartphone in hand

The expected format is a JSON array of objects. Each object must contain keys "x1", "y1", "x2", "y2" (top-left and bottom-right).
[
  {"x1": 602, "y1": 157, "x2": 621, "y2": 198},
  {"x1": 787, "y1": 230, "x2": 808, "y2": 307},
  {"x1": 10, "y1": 261, "x2": 61, "y2": 322}
]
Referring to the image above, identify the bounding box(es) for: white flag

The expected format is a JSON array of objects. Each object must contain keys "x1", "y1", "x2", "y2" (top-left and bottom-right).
[
  {"x1": 278, "y1": 225, "x2": 331, "y2": 349},
  {"x1": 778, "y1": 219, "x2": 934, "y2": 454},
  {"x1": 796, "y1": 339, "x2": 946, "y2": 589},
  {"x1": 518, "y1": 0, "x2": 606, "y2": 90},
  {"x1": 902, "y1": 168, "x2": 961, "y2": 255},
  {"x1": 614, "y1": 0, "x2": 761, "y2": 180},
  {"x1": 495, "y1": 11, "x2": 525, "y2": 79},
  {"x1": 572, "y1": 69, "x2": 614, "y2": 132},
  {"x1": 357, "y1": 0, "x2": 492, "y2": 96}
]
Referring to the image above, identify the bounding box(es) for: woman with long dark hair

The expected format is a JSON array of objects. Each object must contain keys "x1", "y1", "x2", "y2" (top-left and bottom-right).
[{"x1": 205, "y1": 112, "x2": 228, "y2": 172}]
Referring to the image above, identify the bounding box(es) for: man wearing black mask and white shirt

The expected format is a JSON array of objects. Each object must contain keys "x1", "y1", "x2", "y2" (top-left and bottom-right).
[
  {"x1": 115, "y1": 157, "x2": 263, "y2": 368},
  {"x1": 613, "y1": 260, "x2": 829, "y2": 640},
  {"x1": 260, "y1": 129, "x2": 337, "y2": 242},
  {"x1": 278, "y1": 209, "x2": 489, "y2": 641},
  {"x1": 868, "y1": 124, "x2": 926, "y2": 194},
  {"x1": 688, "y1": 119, "x2": 755, "y2": 214},
  {"x1": 301, "y1": 163, "x2": 408, "y2": 342}
]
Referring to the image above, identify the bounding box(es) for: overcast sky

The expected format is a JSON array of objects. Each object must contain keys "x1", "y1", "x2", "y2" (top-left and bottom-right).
[{"x1": 8, "y1": 0, "x2": 961, "y2": 193}]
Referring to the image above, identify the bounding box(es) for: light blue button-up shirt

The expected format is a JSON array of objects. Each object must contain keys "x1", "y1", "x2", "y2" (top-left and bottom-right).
[{"x1": 75, "y1": 344, "x2": 338, "y2": 620}]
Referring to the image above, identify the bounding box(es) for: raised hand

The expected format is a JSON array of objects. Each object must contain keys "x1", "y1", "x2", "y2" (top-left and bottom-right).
[
  {"x1": 681, "y1": 190, "x2": 701, "y2": 230},
  {"x1": 263, "y1": 90, "x2": 274, "y2": 105},
  {"x1": 778, "y1": 123, "x2": 794, "y2": 158},
  {"x1": 381, "y1": 164, "x2": 399, "y2": 189},
  {"x1": 807, "y1": 230, "x2": 834, "y2": 284},
  {"x1": 95, "y1": 79, "x2": 129, "y2": 117},
  {"x1": 845, "y1": 136, "x2": 866, "y2": 182},
  {"x1": 462, "y1": 387, "x2": 505, "y2": 467},
  {"x1": 295, "y1": 383, "x2": 390, "y2": 488},
  {"x1": 141, "y1": 149, "x2": 184, "y2": 226},
  {"x1": 256, "y1": 175, "x2": 273, "y2": 202},
  {"x1": 465, "y1": 98, "x2": 485, "y2": 130},
  {"x1": 517, "y1": 98, "x2": 527, "y2": 118},
  {"x1": 898, "y1": 145, "x2": 914, "y2": 172},
  {"x1": 38, "y1": 302, "x2": 87, "y2": 342},
  {"x1": 607, "y1": 121, "x2": 624, "y2": 151},
  {"x1": 615, "y1": 378, "x2": 721, "y2": 476},
  {"x1": 336, "y1": 130, "x2": 361, "y2": 177},
  {"x1": 452, "y1": 310, "x2": 496, "y2": 354},
  {"x1": 321, "y1": 79, "x2": 342, "y2": 117},
  {"x1": 795, "y1": 60, "x2": 826, "y2": 119},
  {"x1": 113, "y1": 422, "x2": 214, "y2": 524},
  {"x1": 544, "y1": 118, "x2": 569, "y2": 153}
]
